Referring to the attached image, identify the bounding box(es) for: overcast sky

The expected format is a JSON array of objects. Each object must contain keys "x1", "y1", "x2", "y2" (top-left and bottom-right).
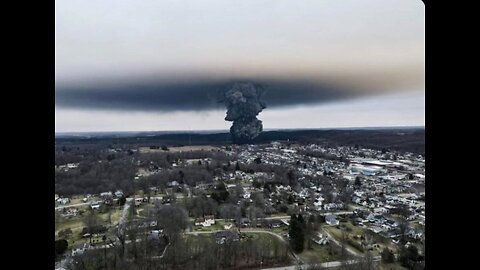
[{"x1": 55, "y1": 0, "x2": 425, "y2": 132}]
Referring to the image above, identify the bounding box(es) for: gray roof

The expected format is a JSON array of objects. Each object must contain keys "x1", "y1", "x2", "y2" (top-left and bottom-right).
[
  {"x1": 325, "y1": 214, "x2": 337, "y2": 221},
  {"x1": 215, "y1": 230, "x2": 239, "y2": 240}
]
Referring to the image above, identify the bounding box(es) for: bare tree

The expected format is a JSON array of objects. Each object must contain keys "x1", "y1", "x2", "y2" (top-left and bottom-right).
[
  {"x1": 398, "y1": 216, "x2": 410, "y2": 244},
  {"x1": 247, "y1": 206, "x2": 265, "y2": 227},
  {"x1": 154, "y1": 203, "x2": 188, "y2": 237},
  {"x1": 219, "y1": 203, "x2": 241, "y2": 222}
]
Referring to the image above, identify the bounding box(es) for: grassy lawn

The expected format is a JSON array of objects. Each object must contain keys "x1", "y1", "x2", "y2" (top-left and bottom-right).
[
  {"x1": 97, "y1": 207, "x2": 123, "y2": 225},
  {"x1": 376, "y1": 262, "x2": 410, "y2": 270},
  {"x1": 324, "y1": 223, "x2": 393, "y2": 257},
  {"x1": 55, "y1": 216, "x2": 86, "y2": 246},
  {"x1": 56, "y1": 206, "x2": 124, "y2": 248},
  {"x1": 194, "y1": 223, "x2": 224, "y2": 232},
  {"x1": 337, "y1": 221, "x2": 367, "y2": 236},
  {"x1": 269, "y1": 213, "x2": 290, "y2": 217},
  {"x1": 324, "y1": 226, "x2": 342, "y2": 239},
  {"x1": 243, "y1": 232, "x2": 289, "y2": 259},
  {"x1": 298, "y1": 242, "x2": 342, "y2": 264},
  {"x1": 244, "y1": 232, "x2": 272, "y2": 241},
  {"x1": 56, "y1": 216, "x2": 84, "y2": 235},
  {"x1": 271, "y1": 226, "x2": 288, "y2": 236},
  {"x1": 324, "y1": 225, "x2": 365, "y2": 254},
  {"x1": 69, "y1": 195, "x2": 85, "y2": 204},
  {"x1": 324, "y1": 221, "x2": 367, "y2": 238}
]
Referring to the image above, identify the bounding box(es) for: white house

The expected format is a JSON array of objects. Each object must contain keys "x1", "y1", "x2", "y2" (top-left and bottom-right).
[
  {"x1": 100, "y1": 191, "x2": 113, "y2": 198},
  {"x1": 373, "y1": 207, "x2": 388, "y2": 214},
  {"x1": 71, "y1": 247, "x2": 85, "y2": 256},
  {"x1": 57, "y1": 197, "x2": 70, "y2": 205},
  {"x1": 313, "y1": 196, "x2": 324, "y2": 210},
  {"x1": 114, "y1": 190, "x2": 124, "y2": 198},
  {"x1": 325, "y1": 214, "x2": 339, "y2": 226},
  {"x1": 134, "y1": 198, "x2": 143, "y2": 206},
  {"x1": 195, "y1": 215, "x2": 216, "y2": 227},
  {"x1": 90, "y1": 202, "x2": 100, "y2": 210},
  {"x1": 67, "y1": 163, "x2": 79, "y2": 169}
]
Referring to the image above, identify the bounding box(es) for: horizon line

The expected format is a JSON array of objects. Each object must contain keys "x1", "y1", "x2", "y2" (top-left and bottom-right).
[{"x1": 55, "y1": 125, "x2": 425, "y2": 135}]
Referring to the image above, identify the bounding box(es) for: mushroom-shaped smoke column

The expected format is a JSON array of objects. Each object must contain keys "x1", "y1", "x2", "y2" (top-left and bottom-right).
[{"x1": 222, "y1": 82, "x2": 266, "y2": 144}]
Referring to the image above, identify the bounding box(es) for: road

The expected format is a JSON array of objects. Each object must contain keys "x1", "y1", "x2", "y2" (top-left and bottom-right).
[
  {"x1": 55, "y1": 202, "x2": 90, "y2": 210},
  {"x1": 54, "y1": 195, "x2": 182, "y2": 210},
  {"x1": 261, "y1": 256, "x2": 381, "y2": 270}
]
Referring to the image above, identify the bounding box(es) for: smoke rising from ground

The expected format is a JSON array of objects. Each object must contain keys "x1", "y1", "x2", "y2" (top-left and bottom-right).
[{"x1": 220, "y1": 82, "x2": 266, "y2": 143}]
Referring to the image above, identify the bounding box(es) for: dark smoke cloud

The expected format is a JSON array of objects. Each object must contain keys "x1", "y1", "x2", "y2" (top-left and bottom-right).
[
  {"x1": 220, "y1": 82, "x2": 266, "y2": 143},
  {"x1": 55, "y1": 77, "x2": 364, "y2": 112}
]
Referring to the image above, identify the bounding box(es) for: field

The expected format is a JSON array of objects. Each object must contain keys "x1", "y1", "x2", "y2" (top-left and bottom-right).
[
  {"x1": 55, "y1": 206, "x2": 124, "y2": 247},
  {"x1": 298, "y1": 242, "x2": 342, "y2": 264},
  {"x1": 323, "y1": 222, "x2": 386, "y2": 256}
]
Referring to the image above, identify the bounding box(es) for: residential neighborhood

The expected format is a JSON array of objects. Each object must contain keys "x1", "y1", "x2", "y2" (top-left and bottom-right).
[{"x1": 56, "y1": 139, "x2": 425, "y2": 270}]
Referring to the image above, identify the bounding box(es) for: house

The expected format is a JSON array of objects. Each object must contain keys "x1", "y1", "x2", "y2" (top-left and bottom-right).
[
  {"x1": 71, "y1": 246, "x2": 87, "y2": 256},
  {"x1": 100, "y1": 191, "x2": 113, "y2": 198},
  {"x1": 194, "y1": 217, "x2": 205, "y2": 226},
  {"x1": 67, "y1": 163, "x2": 79, "y2": 169},
  {"x1": 61, "y1": 208, "x2": 79, "y2": 218},
  {"x1": 114, "y1": 190, "x2": 124, "y2": 198},
  {"x1": 134, "y1": 198, "x2": 143, "y2": 206},
  {"x1": 195, "y1": 215, "x2": 215, "y2": 227},
  {"x1": 271, "y1": 219, "x2": 285, "y2": 228},
  {"x1": 373, "y1": 207, "x2": 388, "y2": 214},
  {"x1": 205, "y1": 215, "x2": 215, "y2": 224},
  {"x1": 57, "y1": 197, "x2": 71, "y2": 205},
  {"x1": 224, "y1": 223, "x2": 233, "y2": 230},
  {"x1": 262, "y1": 219, "x2": 284, "y2": 228},
  {"x1": 352, "y1": 196, "x2": 362, "y2": 205},
  {"x1": 313, "y1": 196, "x2": 324, "y2": 209},
  {"x1": 168, "y1": 181, "x2": 179, "y2": 187},
  {"x1": 237, "y1": 218, "x2": 251, "y2": 227},
  {"x1": 147, "y1": 230, "x2": 164, "y2": 242},
  {"x1": 90, "y1": 201, "x2": 101, "y2": 210},
  {"x1": 407, "y1": 229, "x2": 423, "y2": 240},
  {"x1": 312, "y1": 233, "x2": 329, "y2": 245},
  {"x1": 215, "y1": 230, "x2": 240, "y2": 244},
  {"x1": 325, "y1": 214, "x2": 339, "y2": 226}
]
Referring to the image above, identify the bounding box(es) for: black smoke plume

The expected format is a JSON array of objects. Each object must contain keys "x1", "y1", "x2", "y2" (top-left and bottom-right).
[
  {"x1": 55, "y1": 77, "x2": 369, "y2": 112},
  {"x1": 220, "y1": 82, "x2": 266, "y2": 144}
]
